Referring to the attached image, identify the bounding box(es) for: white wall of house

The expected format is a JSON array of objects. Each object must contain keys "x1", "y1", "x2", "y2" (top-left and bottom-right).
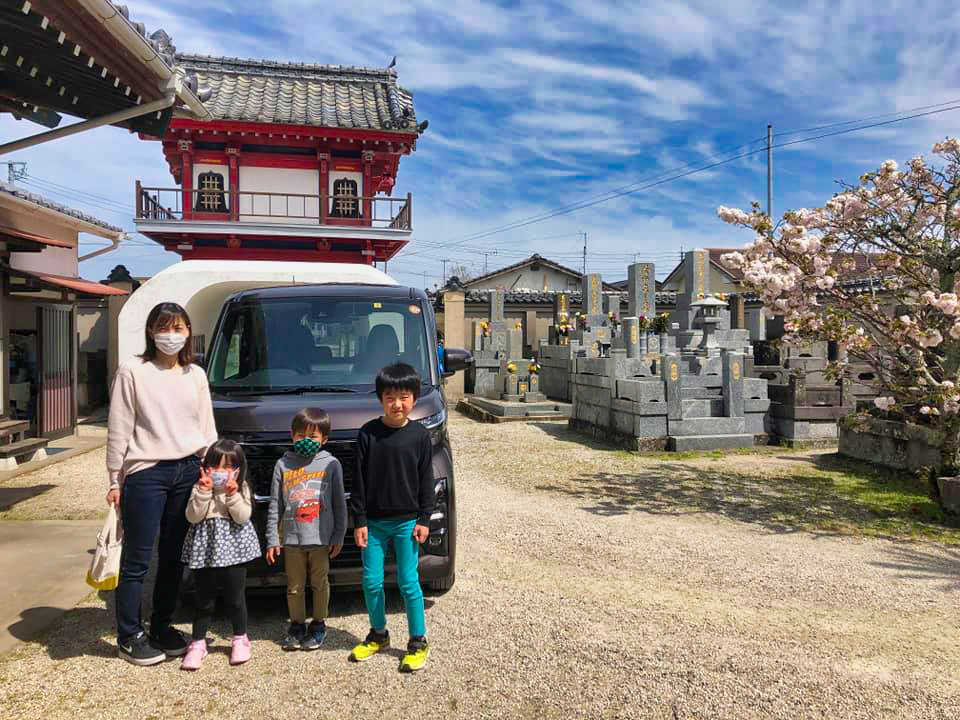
[
  {"x1": 468, "y1": 266, "x2": 580, "y2": 292},
  {"x1": 11, "y1": 245, "x2": 77, "y2": 277},
  {"x1": 661, "y1": 261, "x2": 743, "y2": 295},
  {"x1": 238, "y1": 166, "x2": 318, "y2": 225},
  {"x1": 1, "y1": 205, "x2": 79, "y2": 277}
]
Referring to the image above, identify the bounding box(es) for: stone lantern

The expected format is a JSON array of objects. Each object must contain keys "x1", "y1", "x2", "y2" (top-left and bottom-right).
[{"x1": 690, "y1": 296, "x2": 727, "y2": 354}]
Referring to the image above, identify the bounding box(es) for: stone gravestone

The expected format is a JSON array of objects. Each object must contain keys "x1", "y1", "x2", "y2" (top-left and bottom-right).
[
  {"x1": 583, "y1": 273, "x2": 604, "y2": 324},
  {"x1": 628, "y1": 263, "x2": 656, "y2": 320},
  {"x1": 490, "y1": 287, "x2": 505, "y2": 323},
  {"x1": 729, "y1": 294, "x2": 746, "y2": 330},
  {"x1": 622, "y1": 316, "x2": 641, "y2": 358},
  {"x1": 484, "y1": 288, "x2": 509, "y2": 354}
]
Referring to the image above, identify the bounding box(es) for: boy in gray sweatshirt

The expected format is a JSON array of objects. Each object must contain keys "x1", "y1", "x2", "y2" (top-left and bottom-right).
[{"x1": 266, "y1": 408, "x2": 346, "y2": 651}]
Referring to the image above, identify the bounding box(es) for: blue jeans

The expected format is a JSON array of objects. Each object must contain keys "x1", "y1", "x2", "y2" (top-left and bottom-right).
[
  {"x1": 116, "y1": 457, "x2": 199, "y2": 642},
  {"x1": 361, "y1": 518, "x2": 425, "y2": 638}
]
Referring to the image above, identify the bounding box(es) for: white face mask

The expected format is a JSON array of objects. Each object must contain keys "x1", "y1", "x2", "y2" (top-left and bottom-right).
[
  {"x1": 153, "y1": 331, "x2": 187, "y2": 356},
  {"x1": 211, "y1": 469, "x2": 233, "y2": 487}
]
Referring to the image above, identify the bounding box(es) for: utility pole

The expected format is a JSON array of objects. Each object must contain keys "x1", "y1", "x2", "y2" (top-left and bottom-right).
[
  {"x1": 2, "y1": 161, "x2": 26, "y2": 184},
  {"x1": 441, "y1": 258, "x2": 450, "y2": 286},
  {"x1": 581, "y1": 231, "x2": 587, "y2": 274},
  {"x1": 767, "y1": 124, "x2": 773, "y2": 232},
  {"x1": 481, "y1": 249, "x2": 498, "y2": 274},
  {"x1": 422, "y1": 270, "x2": 427, "y2": 289}
]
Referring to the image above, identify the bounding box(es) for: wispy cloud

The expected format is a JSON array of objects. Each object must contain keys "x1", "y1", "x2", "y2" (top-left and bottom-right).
[{"x1": 2, "y1": 0, "x2": 958, "y2": 286}]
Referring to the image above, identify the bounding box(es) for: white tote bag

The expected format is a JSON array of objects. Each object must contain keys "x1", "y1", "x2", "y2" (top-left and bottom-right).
[{"x1": 86, "y1": 505, "x2": 123, "y2": 591}]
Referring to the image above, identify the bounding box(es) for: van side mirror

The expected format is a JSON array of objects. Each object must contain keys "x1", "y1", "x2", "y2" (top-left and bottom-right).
[{"x1": 443, "y1": 348, "x2": 473, "y2": 376}]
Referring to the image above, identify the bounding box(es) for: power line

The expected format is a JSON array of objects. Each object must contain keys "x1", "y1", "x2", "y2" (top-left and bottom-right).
[
  {"x1": 771, "y1": 97, "x2": 960, "y2": 140},
  {"x1": 403, "y1": 101, "x2": 960, "y2": 256}
]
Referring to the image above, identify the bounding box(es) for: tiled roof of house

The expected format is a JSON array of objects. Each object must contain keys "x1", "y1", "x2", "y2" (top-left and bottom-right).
[
  {"x1": 0, "y1": 182, "x2": 122, "y2": 233},
  {"x1": 432, "y1": 287, "x2": 679, "y2": 309},
  {"x1": 462, "y1": 254, "x2": 620, "y2": 291},
  {"x1": 175, "y1": 54, "x2": 417, "y2": 131}
]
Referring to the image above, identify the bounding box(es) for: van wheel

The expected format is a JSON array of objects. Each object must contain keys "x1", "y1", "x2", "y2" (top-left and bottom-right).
[{"x1": 427, "y1": 573, "x2": 455, "y2": 593}]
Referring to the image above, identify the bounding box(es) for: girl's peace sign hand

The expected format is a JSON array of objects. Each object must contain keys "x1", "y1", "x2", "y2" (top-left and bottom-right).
[
  {"x1": 198, "y1": 467, "x2": 213, "y2": 491},
  {"x1": 224, "y1": 475, "x2": 238, "y2": 495}
]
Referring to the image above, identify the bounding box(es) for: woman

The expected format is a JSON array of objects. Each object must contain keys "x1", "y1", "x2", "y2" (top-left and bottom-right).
[{"x1": 105, "y1": 302, "x2": 217, "y2": 666}]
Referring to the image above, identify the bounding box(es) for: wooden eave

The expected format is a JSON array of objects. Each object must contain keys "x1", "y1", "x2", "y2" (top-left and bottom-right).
[{"x1": 0, "y1": 1, "x2": 173, "y2": 134}]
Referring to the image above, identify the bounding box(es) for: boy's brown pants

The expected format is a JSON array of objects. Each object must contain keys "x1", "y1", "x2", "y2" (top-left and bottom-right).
[{"x1": 284, "y1": 546, "x2": 330, "y2": 624}]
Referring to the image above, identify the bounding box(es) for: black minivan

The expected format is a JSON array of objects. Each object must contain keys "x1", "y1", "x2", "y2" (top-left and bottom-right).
[{"x1": 201, "y1": 282, "x2": 470, "y2": 592}]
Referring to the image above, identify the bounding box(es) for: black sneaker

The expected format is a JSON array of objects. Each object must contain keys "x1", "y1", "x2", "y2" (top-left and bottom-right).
[
  {"x1": 148, "y1": 625, "x2": 188, "y2": 657},
  {"x1": 281, "y1": 623, "x2": 306, "y2": 651},
  {"x1": 301, "y1": 621, "x2": 327, "y2": 651},
  {"x1": 118, "y1": 632, "x2": 165, "y2": 666}
]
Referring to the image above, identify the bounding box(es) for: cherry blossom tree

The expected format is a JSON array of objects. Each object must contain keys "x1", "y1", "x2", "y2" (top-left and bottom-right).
[{"x1": 717, "y1": 138, "x2": 960, "y2": 471}]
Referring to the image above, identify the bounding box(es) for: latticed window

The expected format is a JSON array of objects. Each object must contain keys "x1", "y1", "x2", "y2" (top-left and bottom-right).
[
  {"x1": 330, "y1": 178, "x2": 360, "y2": 218},
  {"x1": 195, "y1": 171, "x2": 227, "y2": 212}
]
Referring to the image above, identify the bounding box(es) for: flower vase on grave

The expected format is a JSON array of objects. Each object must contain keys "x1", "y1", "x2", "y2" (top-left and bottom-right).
[
  {"x1": 659, "y1": 333, "x2": 668, "y2": 354},
  {"x1": 639, "y1": 333, "x2": 648, "y2": 355},
  {"x1": 647, "y1": 331, "x2": 659, "y2": 355}
]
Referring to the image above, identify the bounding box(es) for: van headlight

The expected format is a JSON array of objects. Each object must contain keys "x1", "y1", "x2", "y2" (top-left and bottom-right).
[{"x1": 418, "y1": 407, "x2": 447, "y2": 430}]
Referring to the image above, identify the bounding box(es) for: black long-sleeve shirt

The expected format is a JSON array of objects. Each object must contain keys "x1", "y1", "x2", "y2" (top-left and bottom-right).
[{"x1": 352, "y1": 418, "x2": 435, "y2": 527}]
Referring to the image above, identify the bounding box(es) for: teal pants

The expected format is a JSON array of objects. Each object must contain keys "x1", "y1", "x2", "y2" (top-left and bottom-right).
[{"x1": 361, "y1": 518, "x2": 426, "y2": 638}]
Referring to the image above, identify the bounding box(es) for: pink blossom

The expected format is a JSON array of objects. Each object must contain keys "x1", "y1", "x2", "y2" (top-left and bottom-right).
[
  {"x1": 920, "y1": 405, "x2": 932, "y2": 415},
  {"x1": 932, "y1": 137, "x2": 960, "y2": 155},
  {"x1": 880, "y1": 159, "x2": 899, "y2": 174},
  {"x1": 874, "y1": 396, "x2": 896, "y2": 411},
  {"x1": 716, "y1": 206, "x2": 752, "y2": 225}
]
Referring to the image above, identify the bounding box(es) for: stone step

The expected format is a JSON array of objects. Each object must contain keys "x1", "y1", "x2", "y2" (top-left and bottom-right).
[
  {"x1": 668, "y1": 434, "x2": 756, "y2": 451},
  {"x1": 680, "y1": 387, "x2": 723, "y2": 398},
  {"x1": 669, "y1": 416, "x2": 745, "y2": 436},
  {"x1": 682, "y1": 398, "x2": 723, "y2": 417}
]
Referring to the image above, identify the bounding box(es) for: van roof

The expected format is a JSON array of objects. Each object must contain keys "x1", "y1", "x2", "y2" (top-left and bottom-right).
[{"x1": 229, "y1": 283, "x2": 425, "y2": 301}]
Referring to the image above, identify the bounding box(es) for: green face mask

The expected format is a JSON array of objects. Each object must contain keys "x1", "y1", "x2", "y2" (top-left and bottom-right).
[{"x1": 292, "y1": 437, "x2": 323, "y2": 456}]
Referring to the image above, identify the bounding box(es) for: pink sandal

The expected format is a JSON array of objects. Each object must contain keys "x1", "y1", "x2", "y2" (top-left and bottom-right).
[
  {"x1": 180, "y1": 639, "x2": 207, "y2": 671},
  {"x1": 230, "y1": 634, "x2": 251, "y2": 665}
]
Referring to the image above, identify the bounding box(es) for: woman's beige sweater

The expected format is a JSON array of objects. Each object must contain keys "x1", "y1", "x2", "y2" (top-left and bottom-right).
[{"x1": 106, "y1": 358, "x2": 218, "y2": 489}]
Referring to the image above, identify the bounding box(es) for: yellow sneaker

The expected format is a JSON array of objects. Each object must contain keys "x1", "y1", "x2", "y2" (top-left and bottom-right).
[
  {"x1": 350, "y1": 629, "x2": 389, "y2": 662},
  {"x1": 400, "y1": 638, "x2": 429, "y2": 673}
]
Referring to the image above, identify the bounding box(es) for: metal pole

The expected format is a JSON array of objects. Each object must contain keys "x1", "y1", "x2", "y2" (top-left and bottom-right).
[
  {"x1": 581, "y1": 231, "x2": 587, "y2": 274},
  {"x1": 441, "y1": 258, "x2": 449, "y2": 285},
  {"x1": 767, "y1": 124, "x2": 773, "y2": 228},
  {"x1": 0, "y1": 94, "x2": 175, "y2": 156}
]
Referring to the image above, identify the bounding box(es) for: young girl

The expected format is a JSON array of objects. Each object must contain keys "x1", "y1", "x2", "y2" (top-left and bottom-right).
[{"x1": 180, "y1": 439, "x2": 261, "y2": 670}]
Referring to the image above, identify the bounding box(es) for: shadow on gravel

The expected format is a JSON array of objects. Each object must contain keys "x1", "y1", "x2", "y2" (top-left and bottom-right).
[
  {"x1": 534, "y1": 461, "x2": 958, "y2": 541},
  {"x1": 0, "y1": 484, "x2": 56, "y2": 511},
  {"x1": 529, "y1": 421, "x2": 613, "y2": 451},
  {"x1": 9, "y1": 606, "x2": 116, "y2": 660},
  {"x1": 15, "y1": 586, "x2": 436, "y2": 661},
  {"x1": 870, "y1": 545, "x2": 960, "y2": 592}
]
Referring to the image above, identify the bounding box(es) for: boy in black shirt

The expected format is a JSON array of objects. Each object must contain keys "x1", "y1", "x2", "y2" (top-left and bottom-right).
[{"x1": 349, "y1": 362, "x2": 435, "y2": 672}]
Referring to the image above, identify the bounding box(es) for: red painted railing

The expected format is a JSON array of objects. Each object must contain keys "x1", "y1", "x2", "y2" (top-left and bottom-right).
[{"x1": 135, "y1": 184, "x2": 412, "y2": 230}]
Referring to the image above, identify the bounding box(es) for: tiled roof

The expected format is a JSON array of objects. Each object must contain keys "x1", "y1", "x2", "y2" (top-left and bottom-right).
[
  {"x1": 462, "y1": 254, "x2": 620, "y2": 291},
  {"x1": 175, "y1": 54, "x2": 417, "y2": 131},
  {"x1": 0, "y1": 182, "x2": 122, "y2": 234},
  {"x1": 432, "y1": 288, "x2": 679, "y2": 308}
]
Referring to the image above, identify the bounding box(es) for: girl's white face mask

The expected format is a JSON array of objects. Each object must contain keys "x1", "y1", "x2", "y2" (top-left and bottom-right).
[
  {"x1": 211, "y1": 469, "x2": 234, "y2": 488},
  {"x1": 153, "y1": 331, "x2": 187, "y2": 356}
]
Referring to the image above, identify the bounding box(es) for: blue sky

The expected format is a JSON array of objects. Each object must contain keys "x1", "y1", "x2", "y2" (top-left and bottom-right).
[{"x1": 2, "y1": 0, "x2": 959, "y2": 286}]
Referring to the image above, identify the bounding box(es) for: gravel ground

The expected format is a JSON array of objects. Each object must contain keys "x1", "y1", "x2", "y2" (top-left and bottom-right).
[
  {"x1": 0, "y1": 446, "x2": 108, "y2": 521},
  {"x1": 0, "y1": 415, "x2": 958, "y2": 719}
]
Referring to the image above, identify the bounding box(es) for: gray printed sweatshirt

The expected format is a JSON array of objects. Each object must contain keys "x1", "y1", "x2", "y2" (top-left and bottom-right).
[{"x1": 266, "y1": 450, "x2": 347, "y2": 549}]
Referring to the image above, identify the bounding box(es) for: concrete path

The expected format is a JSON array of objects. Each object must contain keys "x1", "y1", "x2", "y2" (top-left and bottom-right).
[{"x1": 0, "y1": 520, "x2": 102, "y2": 654}]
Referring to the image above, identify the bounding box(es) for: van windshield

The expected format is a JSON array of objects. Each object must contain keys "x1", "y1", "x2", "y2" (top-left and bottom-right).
[{"x1": 207, "y1": 297, "x2": 434, "y2": 392}]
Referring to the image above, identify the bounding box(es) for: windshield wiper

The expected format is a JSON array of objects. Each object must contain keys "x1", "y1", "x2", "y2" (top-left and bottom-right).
[{"x1": 213, "y1": 385, "x2": 358, "y2": 396}]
